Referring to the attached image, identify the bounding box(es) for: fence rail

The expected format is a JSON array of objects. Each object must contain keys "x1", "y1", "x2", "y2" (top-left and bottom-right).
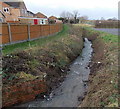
[{"x1": 0, "y1": 23, "x2": 63, "y2": 46}]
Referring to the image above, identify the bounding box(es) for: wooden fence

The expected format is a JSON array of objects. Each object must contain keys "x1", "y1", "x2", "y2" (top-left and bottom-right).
[
  {"x1": 95, "y1": 20, "x2": 119, "y2": 28},
  {"x1": 0, "y1": 23, "x2": 63, "y2": 46}
]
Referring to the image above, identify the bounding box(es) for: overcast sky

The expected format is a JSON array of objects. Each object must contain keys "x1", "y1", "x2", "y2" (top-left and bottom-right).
[{"x1": 23, "y1": 0, "x2": 119, "y2": 20}]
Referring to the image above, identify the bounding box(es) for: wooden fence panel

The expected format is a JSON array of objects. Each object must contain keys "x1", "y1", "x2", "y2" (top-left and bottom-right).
[
  {"x1": 41, "y1": 25, "x2": 49, "y2": 36},
  {"x1": 2, "y1": 34, "x2": 10, "y2": 44},
  {"x1": 12, "y1": 33, "x2": 28, "y2": 42},
  {"x1": 2, "y1": 24, "x2": 9, "y2": 44},
  {"x1": 1, "y1": 23, "x2": 63, "y2": 45},
  {"x1": 11, "y1": 25, "x2": 28, "y2": 34},
  {"x1": 50, "y1": 25, "x2": 55, "y2": 35},
  {"x1": 30, "y1": 25, "x2": 41, "y2": 39},
  {"x1": 11, "y1": 25, "x2": 28, "y2": 42}
]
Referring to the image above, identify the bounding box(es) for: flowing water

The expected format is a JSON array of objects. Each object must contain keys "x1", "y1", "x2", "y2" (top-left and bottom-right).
[{"x1": 17, "y1": 38, "x2": 93, "y2": 107}]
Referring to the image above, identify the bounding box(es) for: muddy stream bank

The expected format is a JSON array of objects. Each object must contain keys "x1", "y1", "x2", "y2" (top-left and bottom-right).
[{"x1": 15, "y1": 38, "x2": 93, "y2": 107}]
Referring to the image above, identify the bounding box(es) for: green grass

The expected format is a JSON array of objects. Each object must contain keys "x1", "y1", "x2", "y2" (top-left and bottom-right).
[
  {"x1": 100, "y1": 33, "x2": 118, "y2": 43},
  {"x1": 3, "y1": 24, "x2": 69, "y2": 55},
  {"x1": 83, "y1": 26, "x2": 118, "y2": 43},
  {"x1": 91, "y1": 28, "x2": 118, "y2": 43}
]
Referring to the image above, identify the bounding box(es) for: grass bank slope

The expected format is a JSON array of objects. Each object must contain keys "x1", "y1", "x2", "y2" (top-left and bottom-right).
[
  {"x1": 2, "y1": 25, "x2": 84, "y2": 107},
  {"x1": 80, "y1": 27, "x2": 118, "y2": 107}
]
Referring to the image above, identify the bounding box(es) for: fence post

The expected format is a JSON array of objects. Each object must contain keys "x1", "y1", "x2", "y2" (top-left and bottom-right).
[
  {"x1": 28, "y1": 24, "x2": 30, "y2": 41},
  {"x1": 8, "y1": 23, "x2": 12, "y2": 44},
  {"x1": 0, "y1": 23, "x2": 2, "y2": 47},
  {"x1": 40, "y1": 25, "x2": 42, "y2": 37},
  {"x1": 49, "y1": 24, "x2": 51, "y2": 36}
]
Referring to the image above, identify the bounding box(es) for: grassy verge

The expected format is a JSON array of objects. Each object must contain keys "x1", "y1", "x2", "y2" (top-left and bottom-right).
[
  {"x1": 2, "y1": 24, "x2": 83, "y2": 88},
  {"x1": 3, "y1": 24, "x2": 84, "y2": 107},
  {"x1": 80, "y1": 26, "x2": 118, "y2": 107},
  {"x1": 3, "y1": 25, "x2": 69, "y2": 55}
]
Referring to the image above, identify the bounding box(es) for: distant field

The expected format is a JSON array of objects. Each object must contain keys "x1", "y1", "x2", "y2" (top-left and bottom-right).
[{"x1": 93, "y1": 28, "x2": 119, "y2": 35}]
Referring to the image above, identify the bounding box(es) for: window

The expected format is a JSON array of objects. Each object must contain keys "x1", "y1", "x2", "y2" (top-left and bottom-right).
[
  {"x1": 42, "y1": 20, "x2": 44, "y2": 24},
  {"x1": 3, "y1": 7, "x2": 9, "y2": 13},
  {"x1": 4, "y1": 8, "x2": 6, "y2": 12}
]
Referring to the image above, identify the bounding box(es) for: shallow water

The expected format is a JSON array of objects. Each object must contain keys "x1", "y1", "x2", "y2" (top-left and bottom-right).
[{"x1": 16, "y1": 38, "x2": 93, "y2": 107}]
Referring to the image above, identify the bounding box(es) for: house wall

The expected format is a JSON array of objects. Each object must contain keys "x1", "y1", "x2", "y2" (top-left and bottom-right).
[
  {"x1": 18, "y1": 18, "x2": 48, "y2": 25},
  {"x1": 27, "y1": 12, "x2": 34, "y2": 18},
  {"x1": 0, "y1": 13, "x2": 4, "y2": 22},
  {"x1": 6, "y1": 8, "x2": 20, "y2": 22},
  {"x1": 0, "y1": 2, "x2": 20, "y2": 22},
  {"x1": 20, "y1": 9, "x2": 28, "y2": 17},
  {"x1": 0, "y1": 2, "x2": 9, "y2": 22},
  {"x1": 0, "y1": 13, "x2": 3, "y2": 18},
  {"x1": 0, "y1": 2, "x2": 2, "y2": 11},
  {"x1": 0, "y1": 2, "x2": 29, "y2": 22}
]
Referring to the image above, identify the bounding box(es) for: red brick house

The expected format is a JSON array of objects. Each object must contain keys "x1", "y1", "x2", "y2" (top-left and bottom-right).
[
  {"x1": 35, "y1": 12, "x2": 47, "y2": 18},
  {"x1": 49, "y1": 16, "x2": 62, "y2": 24},
  {"x1": 0, "y1": 0, "x2": 29, "y2": 22},
  {"x1": 49, "y1": 16, "x2": 57, "y2": 20}
]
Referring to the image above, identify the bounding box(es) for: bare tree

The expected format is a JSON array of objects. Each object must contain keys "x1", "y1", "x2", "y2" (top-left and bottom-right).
[
  {"x1": 60, "y1": 10, "x2": 80, "y2": 24},
  {"x1": 60, "y1": 11, "x2": 73, "y2": 23},
  {"x1": 72, "y1": 10, "x2": 80, "y2": 24},
  {"x1": 60, "y1": 11, "x2": 72, "y2": 19}
]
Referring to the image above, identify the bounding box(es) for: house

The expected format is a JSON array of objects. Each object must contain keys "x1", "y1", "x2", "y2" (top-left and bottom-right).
[
  {"x1": 35, "y1": 12, "x2": 47, "y2": 18},
  {"x1": 18, "y1": 12, "x2": 48, "y2": 25},
  {"x1": 0, "y1": 0, "x2": 28, "y2": 22},
  {"x1": 27, "y1": 10, "x2": 35, "y2": 18},
  {"x1": 49, "y1": 16, "x2": 57, "y2": 20},
  {"x1": 0, "y1": 1, "x2": 48, "y2": 25},
  {"x1": 18, "y1": 11, "x2": 48, "y2": 25},
  {"x1": 0, "y1": 0, "x2": 35, "y2": 23},
  {"x1": 49, "y1": 16, "x2": 62, "y2": 24},
  {"x1": 4, "y1": 0, "x2": 27, "y2": 17},
  {"x1": 18, "y1": 17, "x2": 48, "y2": 25},
  {"x1": 0, "y1": 10, "x2": 5, "y2": 22},
  {"x1": 34, "y1": 12, "x2": 48, "y2": 25},
  {"x1": 0, "y1": 1, "x2": 11, "y2": 22}
]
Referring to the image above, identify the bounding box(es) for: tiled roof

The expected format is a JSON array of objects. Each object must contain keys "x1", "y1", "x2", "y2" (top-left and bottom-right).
[
  {"x1": 35, "y1": 12, "x2": 47, "y2": 18},
  {"x1": 4, "y1": 1, "x2": 26, "y2": 9},
  {"x1": 49, "y1": 16, "x2": 57, "y2": 19}
]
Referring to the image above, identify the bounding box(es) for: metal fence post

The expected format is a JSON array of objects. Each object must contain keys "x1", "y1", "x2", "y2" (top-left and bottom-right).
[
  {"x1": 8, "y1": 23, "x2": 12, "y2": 44},
  {"x1": 28, "y1": 24, "x2": 30, "y2": 41}
]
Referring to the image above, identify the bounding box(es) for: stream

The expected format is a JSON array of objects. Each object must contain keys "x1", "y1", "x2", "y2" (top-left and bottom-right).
[{"x1": 16, "y1": 38, "x2": 93, "y2": 107}]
